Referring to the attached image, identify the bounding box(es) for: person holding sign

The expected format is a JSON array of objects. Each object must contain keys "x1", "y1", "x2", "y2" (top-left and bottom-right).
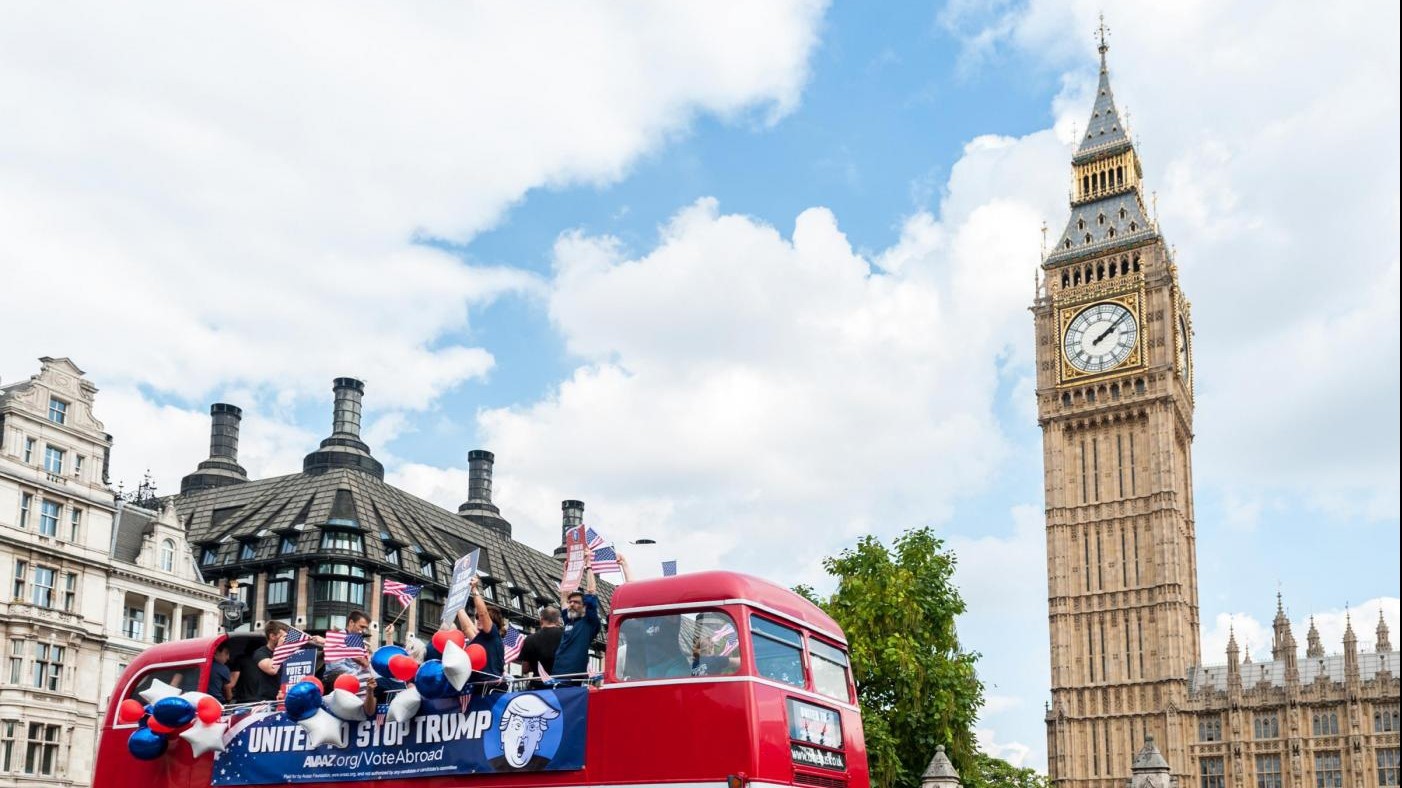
[
  {"x1": 468, "y1": 576, "x2": 506, "y2": 694},
  {"x1": 553, "y1": 548, "x2": 600, "y2": 684}
]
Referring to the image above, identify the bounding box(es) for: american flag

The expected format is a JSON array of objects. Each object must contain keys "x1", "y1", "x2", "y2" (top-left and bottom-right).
[
  {"x1": 502, "y1": 626, "x2": 524, "y2": 664},
  {"x1": 383, "y1": 580, "x2": 420, "y2": 607},
  {"x1": 323, "y1": 630, "x2": 367, "y2": 662},
  {"x1": 583, "y1": 527, "x2": 622, "y2": 573},
  {"x1": 709, "y1": 623, "x2": 740, "y2": 656},
  {"x1": 662, "y1": 560, "x2": 677, "y2": 577},
  {"x1": 271, "y1": 627, "x2": 311, "y2": 668}
]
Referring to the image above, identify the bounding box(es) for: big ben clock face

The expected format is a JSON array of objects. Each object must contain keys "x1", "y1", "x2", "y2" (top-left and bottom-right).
[
  {"x1": 1177, "y1": 315, "x2": 1191, "y2": 380},
  {"x1": 1063, "y1": 302, "x2": 1139, "y2": 373}
]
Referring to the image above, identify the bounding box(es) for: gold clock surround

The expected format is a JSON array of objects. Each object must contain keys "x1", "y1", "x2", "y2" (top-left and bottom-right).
[{"x1": 1056, "y1": 289, "x2": 1145, "y2": 384}]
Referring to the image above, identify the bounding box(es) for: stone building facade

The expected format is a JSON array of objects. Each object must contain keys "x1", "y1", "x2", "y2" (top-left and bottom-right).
[
  {"x1": 1034, "y1": 38, "x2": 1400, "y2": 788},
  {"x1": 0, "y1": 358, "x2": 117, "y2": 787},
  {"x1": 172, "y1": 377, "x2": 609, "y2": 665},
  {"x1": 0, "y1": 357, "x2": 221, "y2": 788}
]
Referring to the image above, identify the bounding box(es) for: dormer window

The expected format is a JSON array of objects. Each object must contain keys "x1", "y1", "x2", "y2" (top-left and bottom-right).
[
  {"x1": 1107, "y1": 227, "x2": 1116, "y2": 239},
  {"x1": 1064, "y1": 240, "x2": 1072, "y2": 249},
  {"x1": 1119, "y1": 207, "x2": 1127, "y2": 220},
  {"x1": 1084, "y1": 233, "x2": 1092, "y2": 244},
  {"x1": 1129, "y1": 222, "x2": 1138, "y2": 232},
  {"x1": 320, "y1": 530, "x2": 364, "y2": 554},
  {"x1": 200, "y1": 547, "x2": 218, "y2": 566},
  {"x1": 420, "y1": 560, "x2": 436, "y2": 580},
  {"x1": 279, "y1": 535, "x2": 297, "y2": 554},
  {"x1": 47, "y1": 398, "x2": 67, "y2": 425},
  {"x1": 1078, "y1": 219, "x2": 1086, "y2": 230},
  {"x1": 239, "y1": 541, "x2": 257, "y2": 561},
  {"x1": 1097, "y1": 214, "x2": 1106, "y2": 226},
  {"x1": 384, "y1": 546, "x2": 401, "y2": 566}
]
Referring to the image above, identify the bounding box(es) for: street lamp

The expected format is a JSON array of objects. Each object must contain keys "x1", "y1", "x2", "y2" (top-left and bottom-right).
[{"x1": 218, "y1": 579, "x2": 248, "y2": 632}]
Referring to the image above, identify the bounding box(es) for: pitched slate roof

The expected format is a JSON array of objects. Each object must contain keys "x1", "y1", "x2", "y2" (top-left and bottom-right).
[
  {"x1": 177, "y1": 466, "x2": 596, "y2": 616},
  {"x1": 1189, "y1": 650, "x2": 1400, "y2": 694},
  {"x1": 112, "y1": 504, "x2": 156, "y2": 564},
  {"x1": 1076, "y1": 59, "x2": 1131, "y2": 159},
  {"x1": 1046, "y1": 191, "x2": 1157, "y2": 266}
]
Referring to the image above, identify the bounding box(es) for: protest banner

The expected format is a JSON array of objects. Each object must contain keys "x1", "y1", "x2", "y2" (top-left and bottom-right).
[
  {"x1": 558, "y1": 525, "x2": 586, "y2": 595},
  {"x1": 440, "y1": 549, "x2": 480, "y2": 627}
]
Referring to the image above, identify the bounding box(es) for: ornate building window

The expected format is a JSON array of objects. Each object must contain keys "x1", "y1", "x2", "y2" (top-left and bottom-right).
[
  {"x1": 47, "y1": 398, "x2": 67, "y2": 425},
  {"x1": 23, "y1": 722, "x2": 60, "y2": 775},
  {"x1": 31, "y1": 643, "x2": 63, "y2": 691},
  {"x1": 62, "y1": 572, "x2": 76, "y2": 612},
  {"x1": 0, "y1": 720, "x2": 15, "y2": 771},
  {"x1": 1378, "y1": 749, "x2": 1400, "y2": 787},
  {"x1": 1312, "y1": 711, "x2": 1340, "y2": 735},
  {"x1": 1201, "y1": 757, "x2": 1226, "y2": 788},
  {"x1": 22, "y1": 438, "x2": 35, "y2": 464},
  {"x1": 69, "y1": 508, "x2": 81, "y2": 541},
  {"x1": 37, "y1": 501, "x2": 59, "y2": 537},
  {"x1": 320, "y1": 530, "x2": 364, "y2": 554},
  {"x1": 42, "y1": 446, "x2": 64, "y2": 475},
  {"x1": 1257, "y1": 755, "x2": 1283, "y2": 788},
  {"x1": 123, "y1": 607, "x2": 145, "y2": 639},
  {"x1": 1315, "y1": 752, "x2": 1343, "y2": 788},
  {"x1": 8, "y1": 640, "x2": 24, "y2": 684},
  {"x1": 18, "y1": 493, "x2": 32, "y2": 529},
  {"x1": 29, "y1": 566, "x2": 55, "y2": 609},
  {"x1": 152, "y1": 613, "x2": 170, "y2": 644},
  {"x1": 1254, "y1": 713, "x2": 1280, "y2": 739},
  {"x1": 1199, "y1": 715, "x2": 1222, "y2": 741},
  {"x1": 159, "y1": 539, "x2": 175, "y2": 572},
  {"x1": 1376, "y1": 705, "x2": 1400, "y2": 733}
]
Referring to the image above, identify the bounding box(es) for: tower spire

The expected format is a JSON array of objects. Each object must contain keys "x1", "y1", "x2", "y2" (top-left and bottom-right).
[
  {"x1": 1378, "y1": 608, "x2": 1393, "y2": 652},
  {"x1": 1097, "y1": 13, "x2": 1110, "y2": 72}
]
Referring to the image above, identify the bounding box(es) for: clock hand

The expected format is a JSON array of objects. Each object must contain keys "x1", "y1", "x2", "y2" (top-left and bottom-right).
[{"x1": 1091, "y1": 314, "x2": 1129, "y2": 346}]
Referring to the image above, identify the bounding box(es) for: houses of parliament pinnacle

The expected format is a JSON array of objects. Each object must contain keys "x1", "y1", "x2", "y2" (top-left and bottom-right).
[{"x1": 1032, "y1": 30, "x2": 1399, "y2": 788}]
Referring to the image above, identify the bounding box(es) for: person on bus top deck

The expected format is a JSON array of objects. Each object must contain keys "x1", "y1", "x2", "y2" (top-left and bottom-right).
[
  {"x1": 323, "y1": 610, "x2": 375, "y2": 677},
  {"x1": 520, "y1": 606, "x2": 563, "y2": 689},
  {"x1": 466, "y1": 576, "x2": 507, "y2": 694},
  {"x1": 209, "y1": 643, "x2": 236, "y2": 704},
  {"x1": 552, "y1": 549, "x2": 601, "y2": 684},
  {"x1": 236, "y1": 621, "x2": 289, "y2": 702},
  {"x1": 689, "y1": 631, "x2": 740, "y2": 677}
]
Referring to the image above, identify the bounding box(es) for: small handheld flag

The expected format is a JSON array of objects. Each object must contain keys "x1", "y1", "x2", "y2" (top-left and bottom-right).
[
  {"x1": 383, "y1": 580, "x2": 421, "y2": 607},
  {"x1": 271, "y1": 627, "x2": 311, "y2": 668}
]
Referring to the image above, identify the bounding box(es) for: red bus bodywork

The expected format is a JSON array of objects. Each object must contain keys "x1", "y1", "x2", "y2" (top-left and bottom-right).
[{"x1": 94, "y1": 570, "x2": 869, "y2": 788}]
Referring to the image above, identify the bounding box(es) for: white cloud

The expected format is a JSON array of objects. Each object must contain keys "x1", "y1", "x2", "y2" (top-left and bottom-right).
[
  {"x1": 0, "y1": 1, "x2": 829, "y2": 488},
  {"x1": 977, "y1": 727, "x2": 1034, "y2": 767}
]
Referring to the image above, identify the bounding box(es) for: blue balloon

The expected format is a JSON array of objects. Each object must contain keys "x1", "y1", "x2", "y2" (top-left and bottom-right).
[
  {"x1": 284, "y1": 681, "x2": 323, "y2": 722},
  {"x1": 371, "y1": 645, "x2": 408, "y2": 679},
  {"x1": 151, "y1": 696, "x2": 196, "y2": 728},
  {"x1": 128, "y1": 727, "x2": 168, "y2": 760},
  {"x1": 414, "y1": 660, "x2": 451, "y2": 699}
]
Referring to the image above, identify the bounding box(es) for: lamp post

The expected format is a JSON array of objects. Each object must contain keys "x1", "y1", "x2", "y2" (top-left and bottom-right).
[{"x1": 218, "y1": 579, "x2": 249, "y2": 633}]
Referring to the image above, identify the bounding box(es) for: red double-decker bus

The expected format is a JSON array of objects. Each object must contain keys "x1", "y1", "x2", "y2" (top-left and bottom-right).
[{"x1": 93, "y1": 570, "x2": 868, "y2": 788}]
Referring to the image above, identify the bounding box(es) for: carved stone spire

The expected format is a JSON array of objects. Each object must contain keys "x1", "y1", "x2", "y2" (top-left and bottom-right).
[
  {"x1": 1307, "y1": 616, "x2": 1325, "y2": 659},
  {"x1": 1378, "y1": 609, "x2": 1394, "y2": 653},
  {"x1": 1344, "y1": 609, "x2": 1360, "y2": 684},
  {"x1": 1227, "y1": 625, "x2": 1243, "y2": 693},
  {"x1": 921, "y1": 745, "x2": 962, "y2": 788}
]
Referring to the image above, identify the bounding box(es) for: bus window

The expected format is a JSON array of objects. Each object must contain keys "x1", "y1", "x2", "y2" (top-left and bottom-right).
[
  {"x1": 125, "y1": 666, "x2": 196, "y2": 702},
  {"x1": 616, "y1": 611, "x2": 740, "y2": 681},
  {"x1": 808, "y1": 637, "x2": 851, "y2": 702},
  {"x1": 751, "y1": 615, "x2": 804, "y2": 687}
]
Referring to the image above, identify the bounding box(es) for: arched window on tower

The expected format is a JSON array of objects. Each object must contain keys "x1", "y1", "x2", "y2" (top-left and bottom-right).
[
  {"x1": 1085, "y1": 233, "x2": 1092, "y2": 244},
  {"x1": 1109, "y1": 261, "x2": 1117, "y2": 278},
  {"x1": 1107, "y1": 227, "x2": 1116, "y2": 239},
  {"x1": 1097, "y1": 263, "x2": 1106, "y2": 280},
  {"x1": 1119, "y1": 207, "x2": 1127, "y2": 220},
  {"x1": 1132, "y1": 253, "x2": 1141, "y2": 272},
  {"x1": 1121, "y1": 258, "x2": 1129, "y2": 276},
  {"x1": 1116, "y1": 166, "x2": 1124, "y2": 186},
  {"x1": 1073, "y1": 269, "x2": 1082, "y2": 285},
  {"x1": 1078, "y1": 218, "x2": 1086, "y2": 231},
  {"x1": 1083, "y1": 176, "x2": 1090, "y2": 196},
  {"x1": 1098, "y1": 213, "x2": 1106, "y2": 226},
  {"x1": 1062, "y1": 271, "x2": 1070, "y2": 288}
]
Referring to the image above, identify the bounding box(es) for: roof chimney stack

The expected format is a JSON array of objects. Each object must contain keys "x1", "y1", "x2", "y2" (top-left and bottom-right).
[
  {"x1": 180, "y1": 403, "x2": 250, "y2": 494},
  {"x1": 303, "y1": 377, "x2": 384, "y2": 478},
  {"x1": 457, "y1": 449, "x2": 510, "y2": 536},
  {"x1": 555, "y1": 499, "x2": 585, "y2": 560}
]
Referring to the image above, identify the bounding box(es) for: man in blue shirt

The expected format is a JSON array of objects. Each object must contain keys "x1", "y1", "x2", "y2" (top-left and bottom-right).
[
  {"x1": 552, "y1": 551, "x2": 599, "y2": 683},
  {"x1": 208, "y1": 643, "x2": 234, "y2": 703}
]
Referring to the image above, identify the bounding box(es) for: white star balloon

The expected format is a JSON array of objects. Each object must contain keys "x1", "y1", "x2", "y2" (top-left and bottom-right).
[
  {"x1": 387, "y1": 685, "x2": 421, "y2": 724},
  {"x1": 441, "y1": 640, "x2": 471, "y2": 691},
  {"x1": 138, "y1": 678, "x2": 184, "y2": 705},
  {"x1": 297, "y1": 708, "x2": 347, "y2": 748},
  {"x1": 324, "y1": 688, "x2": 367, "y2": 721},
  {"x1": 180, "y1": 719, "x2": 228, "y2": 758}
]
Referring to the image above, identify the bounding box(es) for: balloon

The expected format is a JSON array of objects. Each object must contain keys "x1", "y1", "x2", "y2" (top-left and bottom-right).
[
  {"x1": 297, "y1": 676, "x2": 323, "y2": 693},
  {"x1": 147, "y1": 718, "x2": 179, "y2": 736},
  {"x1": 118, "y1": 699, "x2": 147, "y2": 725},
  {"x1": 284, "y1": 680, "x2": 323, "y2": 722},
  {"x1": 325, "y1": 688, "x2": 367, "y2": 722},
  {"x1": 432, "y1": 629, "x2": 465, "y2": 654},
  {"x1": 128, "y1": 728, "x2": 169, "y2": 760},
  {"x1": 414, "y1": 660, "x2": 451, "y2": 699},
  {"x1": 388, "y1": 655, "x2": 419, "y2": 682},
  {"x1": 196, "y1": 696, "x2": 223, "y2": 724},
  {"x1": 441, "y1": 641, "x2": 471, "y2": 691},
  {"x1": 297, "y1": 708, "x2": 347, "y2": 748},
  {"x1": 333, "y1": 673, "x2": 361, "y2": 694},
  {"x1": 386, "y1": 685, "x2": 421, "y2": 724},
  {"x1": 152, "y1": 696, "x2": 197, "y2": 728},
  {"x1": 371, "y1": 645, "x2": 408, "y2": 679},
  {"x1": 464, "y1": 643, "x2": 487, "y2": 671},
  {"x1": 180, "y1": 720, "x2": 227, "y2": 758}
]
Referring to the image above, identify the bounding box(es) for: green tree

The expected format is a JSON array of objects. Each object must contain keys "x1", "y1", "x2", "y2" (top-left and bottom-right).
[
  {"x1": 797, "y1": 527, "x2": 984, "y2": 788},
  {"x1": 966, "y1": 753, "x2": 1049, "y2": 788}
]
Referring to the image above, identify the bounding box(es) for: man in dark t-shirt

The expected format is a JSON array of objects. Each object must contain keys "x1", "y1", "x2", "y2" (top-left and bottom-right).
[
  {"x1": 520, "y1": 607, "x2": 563, "y2": 689},
  {"x1": 235, "y1": 621, "x2": 288, "y2": 702}
]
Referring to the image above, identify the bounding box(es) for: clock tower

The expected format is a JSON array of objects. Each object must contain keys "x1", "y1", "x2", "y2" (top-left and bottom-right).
[{"x1": 1033, "y1": 33, "x2": 1199, "y2": 788}]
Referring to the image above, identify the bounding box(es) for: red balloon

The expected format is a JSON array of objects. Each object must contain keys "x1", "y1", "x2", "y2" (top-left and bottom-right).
[
  {"x1": 118, "y1": 698, "x2": 147, "y2": 725},
  {"x1": 388, "y1": 655, "x2": 419, "y2": 682},
  {"x1": 464, "y1": 643, "x2": 487, "y2": 671},
  {"x1": 333, "y1": 673, "x2": 361, "y2": 694},
  {"x1": 432, "y1": 629, "x2": 465, "y2": 654},
  {"x1": 297, "y1": 676, "x2": 323, "y2": 693},
  {"x1": 196, "y1": 696, "x2": 223, "y2": 724},
  {"x1": 147, "y1": 718, "x2": 178, "y2": 736}
]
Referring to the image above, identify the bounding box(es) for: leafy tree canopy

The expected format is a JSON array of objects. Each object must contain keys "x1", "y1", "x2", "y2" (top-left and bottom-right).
[
  {"x1": 797, "y1": 527, "x2": 985, "y2": 788},
  {"x1": 966, "y1": 752, "x2": 1050, "y2": 788}
]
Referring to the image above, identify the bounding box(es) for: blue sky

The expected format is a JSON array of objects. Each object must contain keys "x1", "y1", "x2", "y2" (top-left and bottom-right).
[{"x1": 3, "y1": 0, "x2": 1398, "y2": 768}]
